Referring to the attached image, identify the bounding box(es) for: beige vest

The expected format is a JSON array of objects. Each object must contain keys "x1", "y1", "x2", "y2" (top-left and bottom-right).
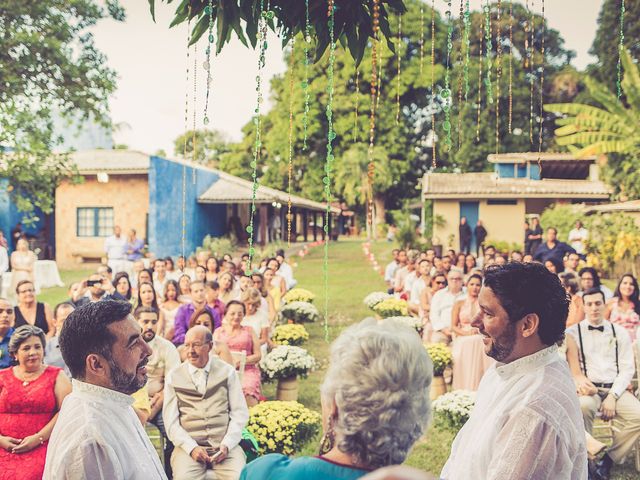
[{"x1": 172, "y1": 358, "x2": 231, "y2": 448}]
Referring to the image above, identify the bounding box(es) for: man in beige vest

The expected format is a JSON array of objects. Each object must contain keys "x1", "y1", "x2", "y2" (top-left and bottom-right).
[{"x1": 163, "y1": 325, "x2": 248, "y2": 479}]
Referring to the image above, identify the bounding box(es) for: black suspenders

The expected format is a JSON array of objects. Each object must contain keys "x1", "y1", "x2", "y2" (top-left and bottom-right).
[{"x1": 577, "y1": 322, "x2": 619, "y2": 378}]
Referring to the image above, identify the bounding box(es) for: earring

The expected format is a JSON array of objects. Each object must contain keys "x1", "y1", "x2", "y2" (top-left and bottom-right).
[{"x1": 318, "y1": 427, "x2": 335, "y2": 455}]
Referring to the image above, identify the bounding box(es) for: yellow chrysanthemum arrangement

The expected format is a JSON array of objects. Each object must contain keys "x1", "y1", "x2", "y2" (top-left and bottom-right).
[
  {"x1": 372, "y1": 297, "x2": 409, "y2": 318},
  {"x1": 283, "y1": 288, "x2": 316, "y2": 304},
  {"x1": 247, "y1": 401, "x2": 321, "y2": 455},
  {"x1": 426, "y1": 343, "x2": 452, "y2": 376},
  {"x1": 272, "y1": 324, "x2": 310, "y2": 346}
]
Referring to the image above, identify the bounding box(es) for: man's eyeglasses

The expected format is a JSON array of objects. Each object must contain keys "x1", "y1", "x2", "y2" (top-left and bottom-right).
[
  {"x1": 18, "y1": 288, "x2": 35, "y2": 294},
  {"x1": 184, "y1": 341, "x2": 212, "y2": 349},
  {"x1": 0, "y1": 308, "x2": 14, "y2": 315}
]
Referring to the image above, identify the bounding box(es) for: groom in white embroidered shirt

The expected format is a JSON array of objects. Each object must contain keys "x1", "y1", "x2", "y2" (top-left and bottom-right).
[
  {"x1": 163, "y1": 325, "x2": 249, "y2": 480},
  {"x1": 566, "y1": 288, "x2": 640, "y2": 480},
  {"x1": 441, "y1": 262, "x2": 587, "y2": 480}
]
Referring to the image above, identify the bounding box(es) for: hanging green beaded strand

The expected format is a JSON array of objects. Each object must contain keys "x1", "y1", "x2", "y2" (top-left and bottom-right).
[
  {"x1": 617, "y1": 0, "x2": 625, "y2": 100},
  {"x1": 203, "y1": 0, "x2": 215, "y2": 126},
  {"x1": 441, "y1": 2, "x2": 454, "y2": 152},
  {"x1": 483, "y1": 0, "x2": 493, "y2": 106},
  {"x1": 302, "y1": 0, "x2": 311, "y2": 149},
  {"x1": 463, "y1": 0, "x2": 471, "y2": 101}
]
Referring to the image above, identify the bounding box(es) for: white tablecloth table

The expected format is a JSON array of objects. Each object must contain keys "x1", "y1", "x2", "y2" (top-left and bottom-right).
[{"x1": 0, "y1": 260, "x2": 64, "y2": 298}]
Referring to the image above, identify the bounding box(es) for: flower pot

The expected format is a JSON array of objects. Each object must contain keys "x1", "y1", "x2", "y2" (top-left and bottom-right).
[
  {"x1": 287, "y1": 319, "x2": 295, "y2": 325},
  {"x1": 276, "y1": 375, "x2": 299, "y2": 401},
  {"x1": 430, "y1": 375, "x2": 447, "y2": 400}
]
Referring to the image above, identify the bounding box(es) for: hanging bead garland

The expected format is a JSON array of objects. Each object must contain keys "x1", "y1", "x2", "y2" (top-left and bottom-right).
[
  {"x1": 456, "y1": 0, "x2": 465, "y2": 150},
  {"x1": 376, "y1": 41, "x2": 383, "y2": 112},
  {"x1": 286, "y1": 39, "x2": 296, "y2": 246},
  {"x1": 508, "y1": 0, "x2": 513, "y2": 133},
  {"x1": 430, "y1": 0, "x2": 436, "y2": 167},
  {"x1": 192, "y1": 42, "x2": 198, "y2": 180},
  {"x1": 419, "y1": 5, "x2": 425, "y2": 76},
  {"x1": 617, "y1": 0, "x2": 625, "y2": 100},
  {"x1": 463, "y1": 0, "x2": 471, "y2": 101},
  {"x1": 441, "y1": 2, "x2": 453, "y2": 153},
  {"x1": 302, "y1": 0, "x2": 311, "y2": 149},
  {"x1": 181, "y1": 7, "x2": 192, "y2": 260},
  {"x1": 495, "y1": 0, "x2": 502, "y2": 154},
  {"x1": 537, "y1": 0, "x2": 545, "y2": 161},
  {"x1": 246, "y1": 0, "x2": 271, "y2": 274},
  {"x1": 528, "y1": 0, "x2": 535, "y2": 145},
  {"x1": 323, "y1": 0, "x2": 337, "y2": 342},
  {"x1": 395, "y1": 12, "x2": 402, "y2": 125},
  {"x1": 367, "y1": 0, "x2": 381, "y2": 227},
  {"x1": 476, "y1": 25, "x2": 484, "y2": 142},
  {"x1": 203, "y1": 0, "x2": 214, "y2": 126},
  {"x1": 483, "y1": 0, "x2": 493, "y2": 106},
  {"x1": 353, "y1": 69, "x2": 360, "y2": 142}
]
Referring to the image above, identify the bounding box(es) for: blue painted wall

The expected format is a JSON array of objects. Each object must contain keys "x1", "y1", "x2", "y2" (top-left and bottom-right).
[
  {"x1": 0, "y1": 179, "x2": 50, "y2": 252},
  {"x1": 148, "y1": 156, "x2": 227, "y2": 257}
]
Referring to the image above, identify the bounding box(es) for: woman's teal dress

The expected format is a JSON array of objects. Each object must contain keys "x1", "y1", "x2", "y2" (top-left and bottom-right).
[{"x1": 240, "y1": 454, "x2": 370, "y2": 480}]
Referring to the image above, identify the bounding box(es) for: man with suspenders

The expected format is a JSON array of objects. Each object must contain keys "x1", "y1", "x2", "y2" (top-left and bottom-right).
[{"x1": 566, "y1": 288, "x2": 640, "y2": 480}]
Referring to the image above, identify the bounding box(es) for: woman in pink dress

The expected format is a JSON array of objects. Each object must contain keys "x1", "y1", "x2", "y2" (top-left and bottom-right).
[
  {"x1": 605, "y1": 273, "x2": 640, "y2": 342},
  {"x1": 451, "y1": 274, "x2": 493, "y2": 391},
  {"x1": 213, "y1": 301, "x2": 262, "y2": 406},
  {"x1": 0, "y1": 325, "x2": 71, "y2": 480}
]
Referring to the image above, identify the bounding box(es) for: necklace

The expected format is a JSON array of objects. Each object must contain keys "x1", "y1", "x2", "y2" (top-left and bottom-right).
[{"x1": 16, "y1": 367, "x2": 44, "y2": 387}]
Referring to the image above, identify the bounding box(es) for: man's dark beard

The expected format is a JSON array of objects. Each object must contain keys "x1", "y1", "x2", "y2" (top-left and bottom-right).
[
  {"x1": 108, "y1": 357, "x2": 147, "y2": 394},
  {"x1": 487, "y1": 322, "x2": 517, "y2": 362}
]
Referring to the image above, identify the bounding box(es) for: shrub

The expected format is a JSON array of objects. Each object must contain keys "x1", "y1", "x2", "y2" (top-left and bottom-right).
[
  {"x1": 200, "y1": 235, "x2": 236, "y2": 258},
  {"x1": 247, "y1": 401, "x2": 321, "y2": 455}
]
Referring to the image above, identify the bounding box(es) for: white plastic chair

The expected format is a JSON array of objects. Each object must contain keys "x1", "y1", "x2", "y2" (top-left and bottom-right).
[{"x1": 230, "y1": 350, "x2": 246, "y2": 382}]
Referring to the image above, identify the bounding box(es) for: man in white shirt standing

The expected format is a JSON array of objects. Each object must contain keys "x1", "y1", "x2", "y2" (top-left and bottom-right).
[
  {"x1": 568, "y1": 220, "x2": 589, "y2": 256},
  {"x1": 44, "y1": 300, "x2": 166, "y2": 479},
  {"x1": 164, "y1": 325, "x2": 249, "y2": 480},
  {"x1": 135, "y1": 305, "x2": 181, "y2": 477},
  {"x1": 566, "y1": 288, "x2": 640, "y2": 480},
  {"x1": 104, "y1": 225, "x2": 128, "y2": 275},
  {"x1": 441, "y1": 262, "x2": 587, "y2": 480},
  {"x1": 428, "y1": 269, "x2": 466, "y2": 344}
]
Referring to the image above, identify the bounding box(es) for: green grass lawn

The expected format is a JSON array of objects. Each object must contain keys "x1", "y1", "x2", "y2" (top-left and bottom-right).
[{"x1": 39, "y1": 242, "x2": 638, "y2": 478}]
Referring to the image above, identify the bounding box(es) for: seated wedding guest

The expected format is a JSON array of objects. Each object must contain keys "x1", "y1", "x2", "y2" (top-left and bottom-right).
[
  {"x1": 161, "y1": 280, "x2": 182, "y2": 340},
  {"x1": 213, "y1": 301, "x2": 262, "y2": 406},
  {"x1": 451, "y1": 274, "x2": 493, "y2": 391},
  {"x1": 205, "y1": 281, "x2": 226, "y2": 320},
  {"x1": 131, "y1": 384, "x2": 152, "y2": 425},
  {"x1": 165, "y1": 257, "x2": 181, "y2": 281},
  {"x1": 185, "y1": 309, "x2": 234, "y2": 365},
  {"x1": 178, "y1": 274, "x2": 192, "y2": 303},
  {"x1": 510, "y1": 251, "x2": 523, "y2": 263},
  {"x1": 205, "y1": 257, "x2": 220, "y2": 283},
  {"x1": 578, "y1": 267, "x2": 613, "y2": 300},
  {"x1": 420, "y1": 273, "x2": 447, "y2": 341},
  {"x1": 112, "y1": 272, "x2": 133, "y2": 302},
  {"x1": 176, "y1": 256, "x2": 187, "y2": 275},
  {"x1": 218, "y1": 272, "x2": 240, "y2": 305},
  {"x1": 266, "y1": 258, "x2": 287, "y2": 297},
  {"x1": 136, "y1": 281, "x2": 166, "y2": 338},
  {"x1": 0, "y1": 325, "x2": 71, "y2": 480},
  {"x1": 544, "y1": 258, "x2": 562, "y2": 275},
  {"x1": 276, "y1": 249, "x2": 297, "y2": 290},
  {"x1": 0, "y1": 299, "x2": 15, "y2": 370},
  {"x1": 560, "y1": 272, "x2": 584, "y2": 327},
  {"x1": 196, "y1": 251, "x2": 211, "y2": 268},
  {"x1": 130, "y1": 260, "x2": 145, "y2": 289},
  {"x1": 44, "y1": 300, "x2": 166, "y2": 479},
  {"x1": 567, "y1": 288, "x2": 640, "y2": 480},
  {"x1": 238, "y1": 275, "x2": 253, "y2": 294},
  {"x1": 194, "y1": 265, "x2": 207, "y2": 283},
  {"x1": 153, "y1": 258, "x2": 169, "y2": 299},
  {"x1": 241, "y1": 318, "x2": 432, "y2": 480},
  {"x1": 172, "y1": 281, "x2": 221, "y2": 346},
  {"x1": 14, "y1": 281, "x2": 55, "y2": 338},
  {"x1": 441, "y1": 262, "x2": 587, "y2": 480},
  {"x1": 97, "y1": 265, "x2": 114, "y2": 282},
  {"x1": 44, "y1": 303, "x2": 75, "y2": 376},
  {"x1": 522, "y1": 254, "x2": 534, "y2": 263},
  {"x1": 605, "y1": 273, "x2": 640, "y2": 342},
  {"x1": 428, "y1": 270, "x2": 466, "y2": 344},
  {"x1": 135, "y1": 306, "x2": 180, "y2": 475},
  {"x1": 241, "y1": 288, "x2": 269, "y2": 353},
  {"x1": 455, "y1": 253, "x2": 466, "y2": 271},
  {"x1": 164, "y1": 326, "x2": 249, "y2": 480},
  {"x1": 75, "y1": 273, "x2": 126, "y2": 307},
  {"x1": 263, "y1": 268, "x2": 283, "y2": 310},
  {"x1": 251, "y1": 272, "x2": 276, "y2": 324},
  {"x1": 409, "y1": 259, "x2": 431, "y2": 315},
  {"x1": 464, "y1": 254, "x2": 476, "y2": 274},
  {"x1": 185, "y1": 255, "x2": 198, "y2": 280}
]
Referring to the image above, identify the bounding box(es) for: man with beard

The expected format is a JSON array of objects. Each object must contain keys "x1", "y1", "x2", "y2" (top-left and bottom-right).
[
  {"x1": 74, "y1": 272, "x2": 126, "y2": 307},
  {"x1": 43, "y1": 300, "x2": 167, "y2": 479},
  {"x1": 441, "y1": 262, "x2": 587, "y2": 480},
  {"x1": 136, "y1": 306, "x2": 180, "y2": 477},
  {"x1": 164, "y1": 325, "x2": 248, "y2": 480}
]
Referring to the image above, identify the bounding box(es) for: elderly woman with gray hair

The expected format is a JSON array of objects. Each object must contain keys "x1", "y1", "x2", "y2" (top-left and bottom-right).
[
  {"x1": 0, "y1": 325, "x2": 71, "y2": 480},
  {"x1": 240, "y1": 318, "x2": 432, "y2": 480}
]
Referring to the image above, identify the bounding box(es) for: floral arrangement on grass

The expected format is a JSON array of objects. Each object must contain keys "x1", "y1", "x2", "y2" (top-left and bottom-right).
[
  {"x1": 260, "y1": 345, "x2": 316, "y2": 381},
  {"x1": 425, "y1": 343, "x2": 453, "y2": 376},
  {"x1": 272, "y1": 324, "x2": 310, "y2": 346},
  {"x1": 363, "y1": 291, "x2": 392, "y2": 309},
  {"x1": 372, "y1": 297, "x2": 409, "y2": 318},
  {"x1": 247, "y1": 401, "x2": 321, "y2": 455},
  {"x1": 278, "y1": 301, "x2": 321, "y2": 324},
  {"x1": 385, "y1": 316, "x2": 423, "y2": 334},
  {"x1": 283, "y1": 288, "x2": 315, "y2": 304},
  {"x1": 432, "y1": 390, "x2": 476, "y2": 431}
]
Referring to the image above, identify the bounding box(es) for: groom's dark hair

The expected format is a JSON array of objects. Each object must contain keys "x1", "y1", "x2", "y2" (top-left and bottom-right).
[{"x1": 484, "y1": 262, "x2": 569, "y2": 346}]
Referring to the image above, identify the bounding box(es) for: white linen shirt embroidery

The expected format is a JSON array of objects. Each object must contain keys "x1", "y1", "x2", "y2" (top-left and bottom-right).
[
  {"x1": 44, "y1": 379, "x2": 167, "y2": 480},
  {"x1": 441, "y1": 345, "x2": 587, "y2": 480},
  {"x1": 566, "y1": 320, "x2": 635, "y2": 399}
]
